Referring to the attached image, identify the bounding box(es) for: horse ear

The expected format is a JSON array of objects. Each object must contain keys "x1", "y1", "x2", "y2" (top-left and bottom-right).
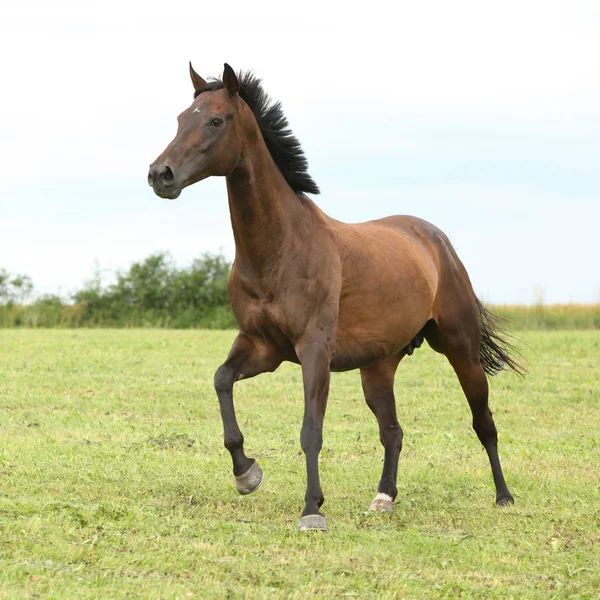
[
  {"x1": 189, "y1": 62, "x2": 207, "y2": 91},
  {"x1": 223, "y1": 63, "x2": 238, "y2": 96}
]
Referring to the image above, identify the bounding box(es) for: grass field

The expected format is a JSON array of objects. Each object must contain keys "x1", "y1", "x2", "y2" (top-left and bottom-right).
[{"x1": 0, "y1": 330, "x2": 599, "y2": 599}]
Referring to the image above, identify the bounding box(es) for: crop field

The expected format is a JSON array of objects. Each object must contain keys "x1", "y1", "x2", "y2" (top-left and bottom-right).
[{"x1": 0, "y1": 330, "x2": 599, "y2": 599}]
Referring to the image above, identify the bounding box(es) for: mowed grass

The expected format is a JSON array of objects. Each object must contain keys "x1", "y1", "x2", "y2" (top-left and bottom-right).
[{"x1": 0, "y1": 330, "x2": 599, "y2": 599}]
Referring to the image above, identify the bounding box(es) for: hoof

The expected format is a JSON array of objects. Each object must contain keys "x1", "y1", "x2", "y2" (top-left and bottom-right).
[
  {"x1": 496, "y1": 494, "x2": 515, "y2": 507},
  {"x1": 235, "y1": 461, "x2": 264, "y2": 495},
  {"x1": 297, "y1": 514, "x2": 327, "y2": 531},
  {"x1": 369, "y1": 493, "x2": 394, "y2": 513}
]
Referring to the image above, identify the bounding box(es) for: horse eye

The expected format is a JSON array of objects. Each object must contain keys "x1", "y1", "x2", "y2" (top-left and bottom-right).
[{"x1": 210, "y1": 118, "x2": 224, "y2": 127}]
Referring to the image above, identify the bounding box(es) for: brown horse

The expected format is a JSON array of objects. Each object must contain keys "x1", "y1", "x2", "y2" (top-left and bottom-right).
[{"x1": 148, "y1": 63, "x2": 523, "y2": 531}]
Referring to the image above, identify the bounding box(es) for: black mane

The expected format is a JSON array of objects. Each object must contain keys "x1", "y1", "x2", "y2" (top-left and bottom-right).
[{"x1": 194, "y1": 72, "x2": 320, "y2": 196}]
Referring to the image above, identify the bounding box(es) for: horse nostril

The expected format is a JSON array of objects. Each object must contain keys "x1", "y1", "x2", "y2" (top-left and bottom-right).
[
  {"x1": 147, "y1": 170, "x2": 154, "y2": 186},
  {"x1": 159, "y1": 166, "x2": 174, "y2": 185}
]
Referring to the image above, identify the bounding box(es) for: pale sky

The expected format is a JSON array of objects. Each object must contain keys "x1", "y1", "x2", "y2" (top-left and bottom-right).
[{"x1": 1, "y1": 0, "x2": 599, "y2": 304}]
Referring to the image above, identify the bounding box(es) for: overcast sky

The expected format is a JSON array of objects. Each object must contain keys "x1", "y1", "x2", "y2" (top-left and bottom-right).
[{"x1": 1, "y1": 0, "x2": 599, "y2": 304}]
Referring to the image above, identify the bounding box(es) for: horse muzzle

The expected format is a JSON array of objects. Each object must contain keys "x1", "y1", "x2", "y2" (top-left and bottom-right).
[{"x1": 148, "y1": 163, "x2": 181, "y2": 200}]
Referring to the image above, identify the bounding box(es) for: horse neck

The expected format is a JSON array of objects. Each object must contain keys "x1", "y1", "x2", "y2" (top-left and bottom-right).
[{"x1": 226, "y1": 120, "x2": 300, "y2": 274}]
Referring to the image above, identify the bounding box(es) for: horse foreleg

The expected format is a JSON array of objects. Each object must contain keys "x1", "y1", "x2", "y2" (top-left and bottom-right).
[
  {"x1": 295, "y1": 332, "x2": 334, "y2": 531},
  {"x1": 214, "y1": 333, "x2": 282, "y2": 494}
]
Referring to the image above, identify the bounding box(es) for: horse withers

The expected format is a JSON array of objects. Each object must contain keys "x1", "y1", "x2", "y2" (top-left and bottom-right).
[{"x1": 148, "y1": 63, "x2": 523, "y2": 531}]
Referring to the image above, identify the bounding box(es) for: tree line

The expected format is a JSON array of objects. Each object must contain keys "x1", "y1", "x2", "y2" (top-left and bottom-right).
[{"x1": 0, "y1": 253, "x2": 237, "y2": 328}]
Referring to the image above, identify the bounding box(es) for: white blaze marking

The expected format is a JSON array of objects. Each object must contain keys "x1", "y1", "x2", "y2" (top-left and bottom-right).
[{"x1": 193, "y1": 108, "x2": 201, "y2": 113}]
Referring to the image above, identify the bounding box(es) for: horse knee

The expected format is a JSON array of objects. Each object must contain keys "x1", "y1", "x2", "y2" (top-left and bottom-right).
[
  {"x1": 300, "y1": 415, "x2": 323, "y2": 454},
  {"x1": 380, "y1": 422, "x2": 403, "y2": 450},
  {"x1": 214, "y1": 364, "x2": 234, "y2": 395}
]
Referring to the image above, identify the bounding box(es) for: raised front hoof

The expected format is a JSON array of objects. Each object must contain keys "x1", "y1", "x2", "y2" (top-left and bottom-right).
[
  {"x1": 496, "y1": 493, "x2": 515, "y2": 507},
  {"x1": 369, "y1": 493, "x2": 394, "y2": 513},
  {"x1": 235, "y1": 461, "x2": 264, "y2": 495},
  {"x1": 297, "y1": 514, "x2": 327, "y2": 531}
]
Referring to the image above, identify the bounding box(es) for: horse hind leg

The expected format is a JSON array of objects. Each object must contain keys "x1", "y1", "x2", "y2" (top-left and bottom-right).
[
  {"x1": 360, "y1": 355, "x2": 404, "y2": 512},
  {"x1": 425, "y1": 319, "x2": 514, "y2": 506}
]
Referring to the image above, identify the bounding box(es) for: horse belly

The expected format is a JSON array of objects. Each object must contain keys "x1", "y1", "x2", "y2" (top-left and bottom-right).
[{"x1": 331, "y1": 263, "x2": 435, "y2": 371}]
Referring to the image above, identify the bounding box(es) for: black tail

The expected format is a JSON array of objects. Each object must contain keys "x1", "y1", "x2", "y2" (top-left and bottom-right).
[{"x1": 476, "y1": 298, "x2": 525, "y2": 376}]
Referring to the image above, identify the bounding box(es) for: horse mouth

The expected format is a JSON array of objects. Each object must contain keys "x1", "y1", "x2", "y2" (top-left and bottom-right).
[{"x1": 152, "y1": 186, "x2": 181, "y2": 200}]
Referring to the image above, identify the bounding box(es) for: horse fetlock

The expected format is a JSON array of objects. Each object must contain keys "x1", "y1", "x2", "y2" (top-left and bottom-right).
[
  {"x1": 304, "y1": 490, "x2": 325, "y2": 510},
  {"x1": 224, "y1": 433, "x2": 244, "y2": 453}
]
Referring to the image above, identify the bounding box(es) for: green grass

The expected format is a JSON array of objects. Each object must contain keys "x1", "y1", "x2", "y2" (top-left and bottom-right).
[
  {"x1": 493, "y1": 304, "x2": 600, "y2": 330},
  {"x1": 0, "y1": 330, "x2": 599, "y2": 599}
]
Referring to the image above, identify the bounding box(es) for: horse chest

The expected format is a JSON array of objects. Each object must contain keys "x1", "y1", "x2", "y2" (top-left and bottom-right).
[
  {"x1": 230, "y1": 285, "x2": 292, "y2": 339},
  {"x1": 237, "y1": 296, "x2": 277, "y2": 327}
]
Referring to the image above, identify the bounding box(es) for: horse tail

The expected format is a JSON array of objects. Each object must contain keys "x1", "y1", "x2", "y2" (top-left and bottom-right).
[{"x1": 476, "y1": 298, "x2": 525, "y2": 376}]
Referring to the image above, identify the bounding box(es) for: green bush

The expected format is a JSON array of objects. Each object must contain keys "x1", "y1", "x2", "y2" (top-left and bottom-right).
[{"x1": 0, "y1": 253, "x2": 236, "y2": 329}]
